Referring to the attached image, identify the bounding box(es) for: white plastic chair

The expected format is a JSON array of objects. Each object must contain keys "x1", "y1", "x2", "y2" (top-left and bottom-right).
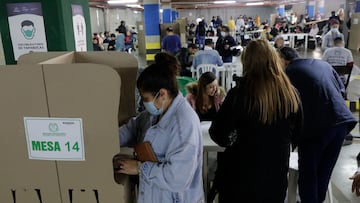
[
  {"x1": 223, "y1": 63, "x2": 242, "y2": 91},
  {"x1": 194, "y1": 64, "x2": 220, "y2": 80}
]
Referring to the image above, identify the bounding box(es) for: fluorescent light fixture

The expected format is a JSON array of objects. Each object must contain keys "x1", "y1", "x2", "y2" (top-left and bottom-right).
[
  {"x1": 213, "y1": 0, "x2": 236, "y2": 4},
  {"x1": 126, "y1": 4, "x2": 143, "y2": 8},
  {"x1": 246, "y1": 2, "x2": 264, "y2": 6},
  {"x1": 108, "y1": 0, "x2": 138, "y2": 4}
]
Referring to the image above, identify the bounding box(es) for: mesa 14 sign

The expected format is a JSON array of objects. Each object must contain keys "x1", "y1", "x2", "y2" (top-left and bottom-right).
[{"x1": 24, "y1": 117, "x2": 85, "y2": 161}]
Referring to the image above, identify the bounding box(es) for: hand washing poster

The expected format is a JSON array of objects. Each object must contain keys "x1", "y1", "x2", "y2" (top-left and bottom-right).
[
  {"x1": 72, "y1": 4, "x2": 87, "y2": 51},
  {"x1": 7, "y1": 2, "x2": 48, "y2": 60}
]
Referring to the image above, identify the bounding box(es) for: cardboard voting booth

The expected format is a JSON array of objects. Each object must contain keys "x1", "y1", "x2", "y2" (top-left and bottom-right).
[
  {"x1": 18, "y1": 51, "x2": 138, "y2": 125},
  {"x1": 0, "y1": 52, "x2": 138, "y2": 203}
]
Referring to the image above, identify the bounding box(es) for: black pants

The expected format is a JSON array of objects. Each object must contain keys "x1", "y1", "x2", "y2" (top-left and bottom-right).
[{"x1": 298, "y1": 124, "x2": 348, "y2": 203}]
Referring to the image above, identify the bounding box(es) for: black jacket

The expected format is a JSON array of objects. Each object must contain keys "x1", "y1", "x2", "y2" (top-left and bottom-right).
[{"x1": 209, "y1": 79, "x2": 303, "y2": 202}]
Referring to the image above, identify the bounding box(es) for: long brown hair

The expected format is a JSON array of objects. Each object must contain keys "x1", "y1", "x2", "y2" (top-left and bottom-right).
[
  {"x1": 196, "y1": 72, "x2": 217, "y2": 114},
  {"x1": 241, "y1": 39, "x2": 299, "y2": 125}
]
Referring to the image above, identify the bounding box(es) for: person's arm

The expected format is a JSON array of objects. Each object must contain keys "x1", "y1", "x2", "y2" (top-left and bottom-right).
[
  {"x1": 350, "y1": 167, "x2": 360, "y2": 196},
  {"x1": 209, "y1": 87, "x2": 240, "y2": 147},
  {"x1": 118, "y1": 117, "x2": 138, "y2": 147},
  {"x1": 321, "y1": 35, "x2": 328, "y2": 50},
  {"x1": 141, "y1": 117, "x2": 202, "y2": 192},
  {"x1": 347, "y1": 51, "x2": 354, "y2": 66},
  {"x1": 215, "y1": 51, "x2": 223, "y2": 66}
]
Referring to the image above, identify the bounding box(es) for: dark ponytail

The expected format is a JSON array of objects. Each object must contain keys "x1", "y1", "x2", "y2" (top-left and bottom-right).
[{"x1": 137, "y1": 61, "x2": 179, "y2": 98}]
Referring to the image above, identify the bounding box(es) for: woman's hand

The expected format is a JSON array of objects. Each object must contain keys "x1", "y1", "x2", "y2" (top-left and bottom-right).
[
  {"x1": 350, "y1": 172, "x2": 360, "y2": 196},
  {"x1": 116, "y1": 158, "x2": 139, "y2": 175}
]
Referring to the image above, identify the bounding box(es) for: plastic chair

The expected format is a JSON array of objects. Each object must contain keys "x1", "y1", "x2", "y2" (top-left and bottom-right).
[
  {"x1": 194, "y1": 64, "x2": 220, "y2": 80},
  {"x1": 177, "y1": 76, "x2": 196, "y2": 96},
  {"x1": 332, "y1": 64, "x2": 353, "y2": 99}
]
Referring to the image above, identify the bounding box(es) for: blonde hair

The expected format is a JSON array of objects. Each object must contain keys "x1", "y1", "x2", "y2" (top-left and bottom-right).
[{"x1": 241, "y1": 39, "x2": 300, "y2": 125}]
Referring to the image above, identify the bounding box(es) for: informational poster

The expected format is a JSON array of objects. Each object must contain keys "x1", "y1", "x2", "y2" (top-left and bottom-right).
[
  {"x1": 24, "y1": 117, "x2": 85, "y2": 161},
  {"x1": 71, "y1": 4, "x2": 87, "y2": 51},
  {"x1": 7, "y1": 3, "x2": 48, "y2": 60}
]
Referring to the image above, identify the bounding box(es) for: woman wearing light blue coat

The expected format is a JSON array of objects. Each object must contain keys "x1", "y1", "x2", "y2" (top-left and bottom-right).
[{"x1": 117, "y1": 61, "x2": 204, "y2": 203}]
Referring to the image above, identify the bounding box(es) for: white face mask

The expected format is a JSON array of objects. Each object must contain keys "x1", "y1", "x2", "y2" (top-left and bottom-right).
[{"x1": 221, "y1": 31, "x2": 226, "y2": 37}]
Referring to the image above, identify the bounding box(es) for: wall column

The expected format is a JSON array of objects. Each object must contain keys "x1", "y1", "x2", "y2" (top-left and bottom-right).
[
  {"x1": 162, "y1": 3, "x2": 172, "y2": 23},
  {"x1": 316, "y1": 0, "x2": 325, "y2": 17},
  {"x1": 306, "y1": 0, "x2": 316, "y2": 19},
  {"x1": 144, "y1": 0, "x2": 160, "y2": 63},
  {"x1": 171, "y1": 10, "x2": 178, "y2": 22},
  {"x1": 277, "y1": 5, "x2": 285, "y2": 16}
]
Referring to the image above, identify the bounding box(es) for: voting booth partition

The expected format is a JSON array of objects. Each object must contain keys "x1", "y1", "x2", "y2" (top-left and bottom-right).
[
  {"x1": 17, "y1": 51, "x2": 138, "y2": 125},
  {"x1": 0, "y1": 52, "x2": 138, "y2": 203}
]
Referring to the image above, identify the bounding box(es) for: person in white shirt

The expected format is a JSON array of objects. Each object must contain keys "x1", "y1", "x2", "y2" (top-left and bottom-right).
[{"x1": 322, "y1": 37, "x2": 353, "y2": 66}]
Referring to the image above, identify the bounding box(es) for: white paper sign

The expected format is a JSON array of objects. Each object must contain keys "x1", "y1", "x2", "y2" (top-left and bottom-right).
[
  {"x1": 24, "y1": 117, "x2": 85, "y2": 161},
  {"x1": 72, "y1": 5, "x2": 87, "y2": 51},
  {"x1": 7, "y1": 3, "x2": 48, "y2": 60}
]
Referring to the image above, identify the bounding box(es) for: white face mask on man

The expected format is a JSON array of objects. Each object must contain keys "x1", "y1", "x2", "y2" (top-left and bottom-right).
[{"x1": 221, "y1": 31, "x2": 226, "y2": 37}]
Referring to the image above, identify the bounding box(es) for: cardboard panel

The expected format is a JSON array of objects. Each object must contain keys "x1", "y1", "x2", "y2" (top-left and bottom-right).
[
  {"x1": 17, "y1": 52, "x2": 70, "y2": 65},
  {"x1": 40, "y1": 52, "x2": 75, "y2": 64},
  {"x1": 42, "y1": 64, "x2": 126, "y2": 203},
  {"x1": 0, "y1": 65, "x2": 61, "y2": 203},
  {"x1": 18, "y1": 51, "x2": 138, "y2": 125},
  {"x1": 74, "y1": 52, "x2": 138, "y2": 125}
]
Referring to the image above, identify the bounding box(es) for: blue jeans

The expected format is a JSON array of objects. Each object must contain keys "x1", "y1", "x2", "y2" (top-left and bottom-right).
[
  {"x1": 222, "y1": 56, "x2": 232, "y2": 63},
  {"x1": 298, "y1": 124, "x2": 348, "y2": 203},
  {"x1": 197, "y1": 36, "x2": 205, "y2": 50}
]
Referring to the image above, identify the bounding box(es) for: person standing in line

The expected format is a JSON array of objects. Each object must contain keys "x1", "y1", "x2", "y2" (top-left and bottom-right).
[
  {"x1": 209, "y1": 39, "x2": 303, "y2": 202},
  {"x1": 228, "y1": 16, "x2": 236, "y2": 37},
  {"x1": 196, "y1": 21, "x2": 206, "y2": 50},
  {"x1": 115, "y1": 28, "x2": 125, "y2": 52},
  {"x1": 162, "y1": 26, "x2": 182, "y2": 55},
  {"x1": 115, "y1": 56, "x2": 204, "y2": 203},
  {"x1": 279, "y1": 47, "x2": 357, "y2": 203},
  {"x1": 215, "y1": 26, "x2": 236, "y2": 63}
]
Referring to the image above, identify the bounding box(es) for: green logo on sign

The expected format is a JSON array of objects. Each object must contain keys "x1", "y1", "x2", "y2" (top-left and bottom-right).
[{"x1": 49, "y1": 123, "x2": 59, "y2": 132}]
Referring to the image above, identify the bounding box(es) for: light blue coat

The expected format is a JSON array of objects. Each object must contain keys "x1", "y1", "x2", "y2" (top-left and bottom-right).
[{"x1": 119, "y1": 94, "x2": 204, "y2": 203}]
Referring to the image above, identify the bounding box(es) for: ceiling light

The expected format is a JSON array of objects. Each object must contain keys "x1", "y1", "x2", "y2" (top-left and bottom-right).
[
  {"x1": 126, "y1": 4, "x2": 143, "y2": 8},
  {"x1": 108, "y1": 0, "x2": 138, "y2": 4},
  {"x1": 246, "y1": 2, "x2": 264, "y2": 6},
  {"x1": 213, "y1": 1, "x2": 236, "y2": 4}
]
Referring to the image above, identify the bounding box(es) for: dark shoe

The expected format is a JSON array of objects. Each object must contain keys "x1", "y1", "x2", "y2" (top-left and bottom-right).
[{"x1": 343, "y1": 134, "x2": 353, "y2": 146}]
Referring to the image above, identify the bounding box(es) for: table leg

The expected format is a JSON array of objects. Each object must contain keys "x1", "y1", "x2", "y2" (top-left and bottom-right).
[{"x1": 203, "y1": 150, "x2": 209, "y2": 202}]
